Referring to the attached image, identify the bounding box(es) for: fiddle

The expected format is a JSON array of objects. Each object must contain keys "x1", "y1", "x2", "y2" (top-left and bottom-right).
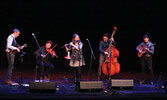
[{"x1": 46, "y1": 48, "x2": 58, "y2": 58}]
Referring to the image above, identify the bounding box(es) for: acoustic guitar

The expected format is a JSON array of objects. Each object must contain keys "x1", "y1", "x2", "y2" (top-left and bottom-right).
[{"x1": 137, "y1": 43, "x2": 155, "y2": 57}]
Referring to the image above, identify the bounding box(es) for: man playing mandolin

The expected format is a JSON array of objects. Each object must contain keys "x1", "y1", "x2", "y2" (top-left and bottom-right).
[
  {"x1": 5, "y1": 28, "x2": 26, "y2": 85},
  {"x1": 136, "y1": 35, "x2": 155, "y2": 85}
]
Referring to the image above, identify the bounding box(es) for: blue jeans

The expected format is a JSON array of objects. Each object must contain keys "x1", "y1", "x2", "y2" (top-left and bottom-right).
[{"x1": 6, "y1": 53, "x2": 15, "y2": 80}]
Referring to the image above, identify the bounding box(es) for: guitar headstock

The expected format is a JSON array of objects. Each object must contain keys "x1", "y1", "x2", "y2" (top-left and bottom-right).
[{"x1": 23, "y1": 44, "x2": 27, "y2": 47}]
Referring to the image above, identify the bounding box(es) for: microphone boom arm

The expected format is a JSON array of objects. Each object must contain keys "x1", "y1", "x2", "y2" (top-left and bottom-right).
[
  {"x1": 86, "y1": 38, "x2": 96, "y2": 60},
  {"x1": 32, "y1": 33, "x2": 44, "y2": 54}
]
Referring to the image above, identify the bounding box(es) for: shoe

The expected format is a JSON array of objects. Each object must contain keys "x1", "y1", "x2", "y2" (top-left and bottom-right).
[
  {"x1": 47, "y1": 75, "x2": 50, "y2": 81},
  {"x1": 39, "y1": 80, "x2": 43, "y2": 82},
  {"x1": 140, "y1": 80, "x2": 145, "y2": 84},
  {"x1": 6, "y1": 79, "x2": 12, "y2": 85},
  {"x1": 44, "y1": 76, "x2": 50, "y2": 82},
  {"x1": 39, "y1": 76, "x2": 43, "y2": 82},
  {"x1": 65, "y1": 78, "x2": 68, "y2": 81},
  {"x1": 6, "y1": 79, "x2": 17, "y2": 85},
  {"x1": 10, "y1": 82, "x2": 19, "y2": 86},
  {"x1": 98, "y1": 76, "x2": 100, "y2": 81},
  {"x1": 150, "y1": 81, "x2": 154, "y2": 85}
]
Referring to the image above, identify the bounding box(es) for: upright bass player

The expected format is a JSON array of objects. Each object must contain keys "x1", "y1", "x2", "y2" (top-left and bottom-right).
[{"x1": 98, "y1": 32, "x2": 116, "y2": 81}]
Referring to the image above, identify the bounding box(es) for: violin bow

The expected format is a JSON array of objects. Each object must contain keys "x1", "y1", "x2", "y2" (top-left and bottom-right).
[{"x1": 45, "y1": 44, "x2": 57, "y2": 56}]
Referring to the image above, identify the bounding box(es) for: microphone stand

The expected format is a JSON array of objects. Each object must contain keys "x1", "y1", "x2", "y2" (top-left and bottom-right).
[
  {"x1": 32, "y1": 33, "x2": 44, "y2": 82},
  {"x1": 86, "y1": 39, "x2": 96, "y2": 80},
  {"x1": 19, "y1": 51, "x2": 26, "y2": 86},
  {"x1": 78, "y1": 43, "x2": 81, "y2": 83}
]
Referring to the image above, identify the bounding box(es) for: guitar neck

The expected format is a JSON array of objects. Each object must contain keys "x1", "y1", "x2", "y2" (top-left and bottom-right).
[
  {"x1": 18, "y1": 44, "x2": 27, "y2": 49},
  {"x1": 18, "y1": 46, "x2": 23, "y2": 49},
  {"x1": 107, "y1": 28, "x2": 117, "y2": 57}
]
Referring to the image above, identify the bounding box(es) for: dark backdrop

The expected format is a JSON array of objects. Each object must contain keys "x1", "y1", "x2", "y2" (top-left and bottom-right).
[{"x1": 0, "y1": 0, "x2": 167, "y2": 74}]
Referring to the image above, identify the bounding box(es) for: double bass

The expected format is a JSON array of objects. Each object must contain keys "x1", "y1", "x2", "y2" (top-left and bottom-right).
[{"x1": 102, "y1": 26, "x2": 120, "y2": 76}]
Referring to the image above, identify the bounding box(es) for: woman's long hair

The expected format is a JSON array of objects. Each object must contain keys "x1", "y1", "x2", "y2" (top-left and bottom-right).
[{"x1": 72, "y1": 33, "x2": 81, "y2": 43}]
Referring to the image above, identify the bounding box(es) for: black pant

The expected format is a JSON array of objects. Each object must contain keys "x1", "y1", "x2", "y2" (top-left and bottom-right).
[
  {"x1": 39, "y1": 61, "x2": 54, "y2": 78},
  {"x1": 64, "y1": 59, "x2": 70, "y2": 78},
  {"x1": 141, "y1": 55, "x2": 154, "y2": 81},
  {"x1": 73, "y1": 67, "x2": 81, "y2": 83}
]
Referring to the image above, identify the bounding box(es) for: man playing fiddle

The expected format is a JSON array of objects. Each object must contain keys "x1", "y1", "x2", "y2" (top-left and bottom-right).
[{"x1": 34, "y1": 40, "x2": 58, "y2": 81}]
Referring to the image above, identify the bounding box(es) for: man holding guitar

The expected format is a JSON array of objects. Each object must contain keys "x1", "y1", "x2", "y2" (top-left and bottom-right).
[
  {"x1": 136, "y1": 35, "x2": 155, "y2": 85},
  {"x1": 5, "y1": 28, "x2": 26, "y2": 85}
]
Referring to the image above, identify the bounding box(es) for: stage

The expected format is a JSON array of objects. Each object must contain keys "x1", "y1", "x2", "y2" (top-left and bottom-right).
[{"x1": 0, "y1": 69, "x2": 167, "y2": 100}]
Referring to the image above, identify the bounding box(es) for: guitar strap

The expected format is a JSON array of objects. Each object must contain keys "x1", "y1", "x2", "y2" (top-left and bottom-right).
[
  {"x1": 11, "y1": 35, "x2": 16, "y2": 45},
  {"x1": 9, "y1": 35, "x2": 18, "y2": 54}
]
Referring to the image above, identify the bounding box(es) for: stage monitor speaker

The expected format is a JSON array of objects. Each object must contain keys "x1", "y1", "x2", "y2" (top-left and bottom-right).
[
  {"x1": 111, "y1": 79, "x2": 134, "y2": 89},
  {"x1": 76, "y1": 81, "x2": 103, "y2": 92},
  {"x1": 29, "y1": 82, "x2": 56, "y2": 93}
]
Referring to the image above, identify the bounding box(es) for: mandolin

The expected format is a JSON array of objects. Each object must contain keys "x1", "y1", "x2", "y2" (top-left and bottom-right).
[{"x1": 9, "y1": 44, "x2": 27, "y2": 53}]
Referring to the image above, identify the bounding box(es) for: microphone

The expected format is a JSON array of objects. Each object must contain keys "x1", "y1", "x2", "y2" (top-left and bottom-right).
[
  {"x1": 32, "y1": 33, "x2": 37, "y2": 39},
  {"x1": 86, "y1": 38, "x2": 89, "y2": 41}
]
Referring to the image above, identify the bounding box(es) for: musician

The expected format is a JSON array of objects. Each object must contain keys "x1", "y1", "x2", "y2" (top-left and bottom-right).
[
  {"x1": 98, "y1": 33, "x2": 115, "y2": 80},
  {"x1": 136, "y1": 35, "x2": 154, "y2": 85},
  {"x1": 34, "y1": 40, "x2": 58, "y2": 81},
  {"x1": 65, "y1": 33, "x2": 85, "y2": 84},
  {"x1": 5, "y1": 28, "x2": 24, "y2": 85}
]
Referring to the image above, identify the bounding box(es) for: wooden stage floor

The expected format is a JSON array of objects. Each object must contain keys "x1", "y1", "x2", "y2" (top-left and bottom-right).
[{"x1": 0, "y1": 68, "x2": 167, "y2": 100}]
